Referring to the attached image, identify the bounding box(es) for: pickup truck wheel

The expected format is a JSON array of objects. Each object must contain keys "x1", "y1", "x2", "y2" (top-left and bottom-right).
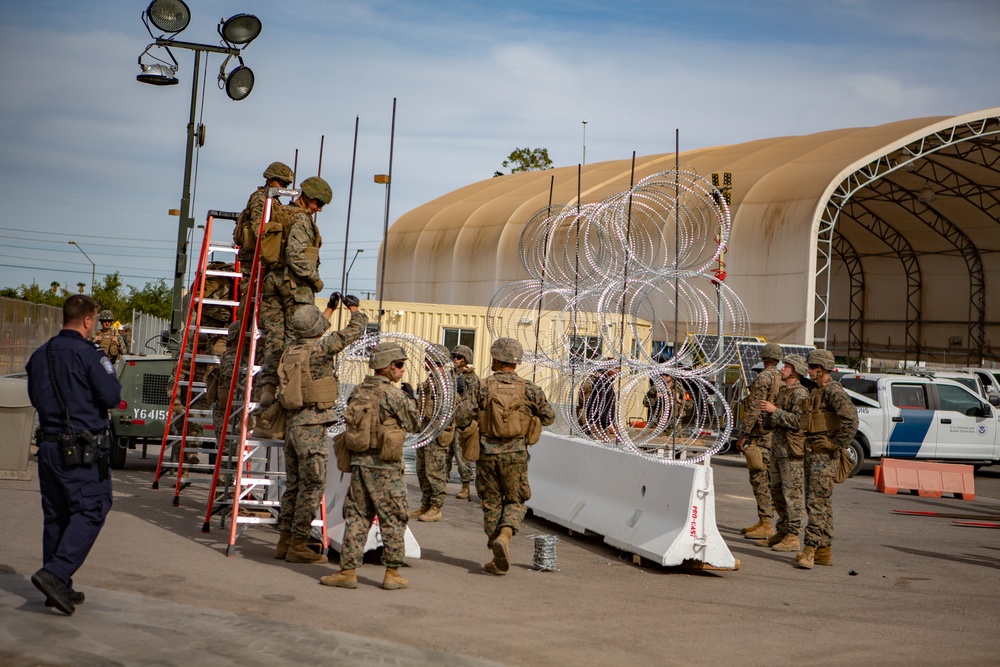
[
  {"x1": 847, "y1": 439, "x2": 865, "y2": 478},
  {"x1": 110, "y1": 436, "x2": 129, "y2": 470}
]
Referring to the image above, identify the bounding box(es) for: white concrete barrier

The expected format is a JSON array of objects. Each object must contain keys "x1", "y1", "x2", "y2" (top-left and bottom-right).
[
  {"x1": 324, "y1": 466, "x2": 421, "y2": 559},
  {"x1": 527, "y1": 432, "x2": 735, "y2": 568}
]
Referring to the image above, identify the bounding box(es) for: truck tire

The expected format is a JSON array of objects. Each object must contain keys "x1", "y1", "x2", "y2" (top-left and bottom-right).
[
  {"x1": 847, "y1": 439, "x2": 865, "y2": 478},
  {"x1": 110, "y1": 436, "x2": 129, "y2": 470}
]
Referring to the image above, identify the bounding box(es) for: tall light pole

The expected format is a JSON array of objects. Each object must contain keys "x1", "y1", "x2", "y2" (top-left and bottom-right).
[
  {"x1": 68, "y1": 241, "x2": 96, "y2": 294},
  {"x1": 135, "y1": 0, "x2": 261, "y2": 350},
  {"x1": 582, "y1": 120, "x2": 588, "y2": 166},
  {"x1": 344, "y1": 249, "x2": 364, "y2": 297}
]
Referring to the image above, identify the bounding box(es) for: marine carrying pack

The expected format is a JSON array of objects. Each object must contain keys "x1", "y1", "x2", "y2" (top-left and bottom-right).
[
  {"x1": 277, "y1": 343, "x2": 338, "y2": 411},
  {"x1": 344, "y1": 380, "x2": 383, "y2": 452},
  {"x1": 233, "y1": 187, "x2": 264, "y2": 254},
  {"x1": 479, "y1": 376, "x2": 530, "y2": 440},
  {"x1": 258, "y1": 204, "x2": 297, "y2": 267}
]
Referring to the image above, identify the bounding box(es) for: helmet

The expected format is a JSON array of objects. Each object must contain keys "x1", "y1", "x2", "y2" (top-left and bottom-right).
[
  {"x1": 99, "y1": 310, "x2": 114, "y2": 322},
  {"x1": 490, "y1": 337, "x2": 523, "y2": 364},
  {"x1": 761, "y1": 342, "x2": 783, "y2": 361},
  {"x1": 289, "y1": 305, "x2": 330, "y2": 339},
  {"x1": 425, "y1": 343, "x2": 450, "y2": 365},
  {"x1": 452, "y1": 344, "x2": 473, "y2": 364},
  {"x1": 783, "y1": 354, "x2": 808, "y2": 377},
  {"x1": 300, "y1": 176, "x2": 332, "y2": 205},
  {"x1": 263, "y1": 161, "x2": 293, "y2": 184},
  {"x1": 227, "y1": 321, "x2": 242, "y2": 344},
  {"x1": 807, "y1": 349, "x2": 836, "y2": 371},
  {"x1": 369, "y1": 342, "x2": 407, "y2": 370}
]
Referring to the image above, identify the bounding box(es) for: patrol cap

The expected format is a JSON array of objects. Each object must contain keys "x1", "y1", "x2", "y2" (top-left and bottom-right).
[
  {"x1": 783, "y1": 354, "x2": 808, "y2": 377},
  {"x1": 452, "y1": 344, "x2": 473, "y2": 364},
  {"x1": 289, "y1": 305, "x2": 330, "y2": 339},
  {"x1": 425, "y1": 343, "x2": 450, "y2": 365},
  {"x1": 300, "y1": 176, "x2": 332, "y2": 205},
  {"x1": 490, "y1": 337, "x2": 523, "y2": 364},
  {"x1": 761, "y1": 342, "x2": 783, "y2": 361},
  {"x1": 263, "y1": 161, "x2": 293, "y2": 184},
  {"x1": 99, "y1": 309, "x2": 114, "y2": 322},
  {"x1": 807, "y1": 349, "x2": 836, "y2": 371},
  {"x1": 369, "y1": 341, "x2": 408, "y2": 369}
]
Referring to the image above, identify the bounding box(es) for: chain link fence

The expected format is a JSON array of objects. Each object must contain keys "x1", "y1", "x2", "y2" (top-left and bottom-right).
[{"x1": 0, "y1": 298, "x2": 61, "y2": 376}]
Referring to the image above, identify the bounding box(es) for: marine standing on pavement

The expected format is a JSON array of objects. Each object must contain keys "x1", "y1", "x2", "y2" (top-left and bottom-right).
[
  {"x1": 275, "y1": 298, "x2": 367, "y2": 564},
  {"x1": 90, "y1": 310, "x2": 126, "y2": 364},
  {"x1": 26, "y1": 295, "x2": 121, "y2": 615},
  {"x1": 796, "y1": 349, "x2": 858, "y2": 569},
  {"x1": 757, "y1": 354, "x2": 810, "y2": 553},
  {"x1": 449, "y1": 344, "x2": 479, "y2": 501},
  {"x1": 456, "y1": 338, "x2": 555, "y2": 576},
  {"x1": 233, "y1": 162, "x2": 294, "y2": 298},
  {"x1": 410, "y1": 344, "x2": 458, "y2": 522},
  {"x1": 258, "y1": 175, "x2": 331, "y2": 408},
  {"x1": 737, "y1": 342, "x2": 783, "y2": 540},
  {"x1": 321, "y1": 342, "x2": 419, "y2": 590}
]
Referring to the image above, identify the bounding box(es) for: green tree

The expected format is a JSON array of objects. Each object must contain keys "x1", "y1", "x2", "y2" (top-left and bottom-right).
[
  {"x1": 126, "y1": 278, "x2": 171, "y2": 320},
  {"x1": 91, "y1": 272, "x2": 128, "y2": 320},
  {"x1": 493, "y1": 147, "x2": 553, "y2": 177}
]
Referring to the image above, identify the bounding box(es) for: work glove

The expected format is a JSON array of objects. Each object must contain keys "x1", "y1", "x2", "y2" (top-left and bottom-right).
[
  {"x1": 327, "y1": 292, "x2": 342, "y2": 310},
  {"x1": 400, "y1": 382, "x2": 415, "y2": 401},
  {"x1": 342, "y1": 294, "x2": 360, "y2": 308}
]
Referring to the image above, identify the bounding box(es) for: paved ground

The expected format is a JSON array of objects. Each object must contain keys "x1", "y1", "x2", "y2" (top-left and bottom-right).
[{"x1": 2, "y1": 448, "x2": 998, "y2": 666}]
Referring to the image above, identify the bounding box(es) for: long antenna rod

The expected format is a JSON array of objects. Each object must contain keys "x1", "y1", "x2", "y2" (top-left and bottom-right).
[
  {"x1": 376, "y1": 97, "x2": 397, "y2": 332},
  {"x1": 532, "y1": 174, "x2": 556, "y2": 384},
  {"x1": 672, "y1": 129, "x2": 680, "y2": 457},
  {"x1": 292, "y1": 149, "x2": 299, "y2": 188},
  {"x1": 338, "y1": 116, "x2": 360, "y2": 330}
]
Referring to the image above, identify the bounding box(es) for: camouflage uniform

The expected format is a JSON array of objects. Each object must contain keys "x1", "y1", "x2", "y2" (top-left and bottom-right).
[
  {"x1": 415, "y1": 374, "x2": 454, "y2": 511},
  {"x1": 91, "y1": 330, "x2": 126, "y2": 363},
  {"x1": 741, "y1": 365, "x2": 782, "y2": 521},
  {"x1": 457, "y1": 370, "x2": 555, "y2": 543},
  {"x1": 767, "y1": 381, "x2": 810, "y2": 537},
  {"x1": 802, "y1": 381, "x2": 859, "y2": 549},
  {"x1": 278, "y1": 309, "x2": 368, "y2": 540},
  {"x1": 447, "y1": 364, "x2": 479, "y2": 485},
  {"x1": 340, "y1": 375, "x2": 419, "y2": 570},
  {"x1": 235, "y1": 187, "x2": 281, "y2": 294},
  {"x1": 642, "y1": 378, "x2": 687, "y2": 434},
  {"x1": 210, "y1": 333, "x2": 246, "y2": 459},
  {"x1": 259, "y1": 204, "x2": 323, "y2": 387}
]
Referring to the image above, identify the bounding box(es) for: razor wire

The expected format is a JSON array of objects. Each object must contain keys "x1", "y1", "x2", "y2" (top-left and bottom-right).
[
  {"x1": 329, "y1": 332, "x2": 457, "y2": 450},
  {"x1": 488, "y1": 169, "x2": 748, "y2": 464}
]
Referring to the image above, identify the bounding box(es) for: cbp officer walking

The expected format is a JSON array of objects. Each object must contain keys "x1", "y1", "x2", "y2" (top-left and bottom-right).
[{"x1": 25, "y1": 295, "x2": 121, "y2": 615}]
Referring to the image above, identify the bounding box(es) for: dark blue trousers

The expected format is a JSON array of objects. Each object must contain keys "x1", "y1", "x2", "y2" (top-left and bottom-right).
[{"x1": 36, "y1": 441, "x2": 112, "y2": 585}]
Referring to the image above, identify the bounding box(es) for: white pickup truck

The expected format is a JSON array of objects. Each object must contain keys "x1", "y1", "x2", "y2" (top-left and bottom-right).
[{"x1": 839, "y1": 373, "x2": 1000, "y2": 477}]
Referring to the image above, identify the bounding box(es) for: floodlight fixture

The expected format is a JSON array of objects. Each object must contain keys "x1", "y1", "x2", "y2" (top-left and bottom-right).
[
  {"x1": 224, "y1": 62, "x2": 255, "y2": 101},
  {"x1": 136, "y1": 44, "x2": 180, "y2": 85},
  {"x1": 144, "y1": 0, "x2": 191, "y2": 36},
  {"x1": 219, "y1": 13, "x2": 262, "y2": 46}
]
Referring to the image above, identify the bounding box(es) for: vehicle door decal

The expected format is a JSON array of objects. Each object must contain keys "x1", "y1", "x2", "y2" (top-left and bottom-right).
[{"x1": 887, "y1": 409, "x2": 933, "y2": 457}]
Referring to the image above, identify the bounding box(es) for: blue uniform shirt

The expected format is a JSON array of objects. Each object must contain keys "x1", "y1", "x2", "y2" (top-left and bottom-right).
[{"x1": 26, "y1": 329, "x2": 121, "y2": 434}]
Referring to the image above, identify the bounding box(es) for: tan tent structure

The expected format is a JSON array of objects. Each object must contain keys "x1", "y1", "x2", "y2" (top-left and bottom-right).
[{"x1": 383, "y1": 108, "x2": 1000, "y2": 364}]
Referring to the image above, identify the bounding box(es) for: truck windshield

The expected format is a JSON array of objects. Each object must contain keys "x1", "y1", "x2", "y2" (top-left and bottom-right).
[{"x1": 841, "y1": 377, "x2": 877, "y2": 399}]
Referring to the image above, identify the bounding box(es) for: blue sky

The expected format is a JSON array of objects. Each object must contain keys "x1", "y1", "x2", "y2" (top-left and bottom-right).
[{"x1": 1, "y1": 0, "x2": 997, "y2": 300}]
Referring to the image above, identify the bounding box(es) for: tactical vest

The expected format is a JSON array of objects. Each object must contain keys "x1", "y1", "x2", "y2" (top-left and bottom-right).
[
  {"x1": 479, "y1": 376, "x2": 530, "y2": 439},
  {"x1": 96, "y1": 332, "x2": 122, "y2": 359},
  {"x1": 259, "y1": 206, "x2": 322, "y2": 270},
  {"x1": 343, "y1": 379, "x2": 405, "y2": 461},
  {"x1": 801, "y1": 386, "x2": 842, "y2": 452},
  {"x1": 277, "y1": 342, "x2": 338, "y2": 411}
]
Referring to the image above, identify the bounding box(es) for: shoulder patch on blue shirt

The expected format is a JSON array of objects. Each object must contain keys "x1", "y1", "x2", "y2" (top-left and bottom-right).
[{"x1": 101, "y1": 357, "x2": 115, "y2": 375}]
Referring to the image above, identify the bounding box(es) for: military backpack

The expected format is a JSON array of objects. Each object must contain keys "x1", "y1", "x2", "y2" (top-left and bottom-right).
[{"x1": 479, "y1": 376, "x2": 530, "y2": 440}]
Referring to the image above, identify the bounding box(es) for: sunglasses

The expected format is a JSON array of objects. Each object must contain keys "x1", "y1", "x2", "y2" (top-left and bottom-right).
[
  {"x1": 452, "y1": 355, "x2": 464, "y2": 360},
  {"x1": 312, "y1": 199, "x2": 325, "y2": 210},
  {"x1": 807, "y1": 364, "x2": 822, "y2": 369},
  {"x1": 392, "y1": 361, "x2": 406, "y2": 369}
]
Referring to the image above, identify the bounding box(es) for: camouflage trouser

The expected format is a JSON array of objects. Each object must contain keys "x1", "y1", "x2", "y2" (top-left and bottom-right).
[
  {"x1": 259, "y1": 271, "x2": 315, "y2": 387},
  {"x1": 279, "y1": 424, "x2": 329, "y2": 539},
  {"x1": 340, "y1": 465, "x2": 408, "y2": 569},
  {"x1": 768, "y1": 453, "x2": 805, "y2": 536},
  {"x1": 416, "y1": 440, "x2": 449, "y2": 509},
  {"x1": 746, "y1": 437, "x2": 773, "y2": 520},
  {"x1": 803, "y1": 447, "x2": 838, "y2": 548},
  {"x1": 446, "y1": 438, "x2": 473, "y2": 483},
  {"x1": 475, "y1": 450, "x2": 531, "y2": 544},
  {"x1": 211, "y1": 404, "x2": 244, "y2": 460}
]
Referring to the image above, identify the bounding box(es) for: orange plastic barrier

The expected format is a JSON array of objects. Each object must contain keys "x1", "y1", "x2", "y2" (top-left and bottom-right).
[{"x1": 875, "y1": 458, "x2": 975, "y2": 500}]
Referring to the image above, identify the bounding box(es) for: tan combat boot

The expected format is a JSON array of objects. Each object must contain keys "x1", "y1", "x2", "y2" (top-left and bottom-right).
[
  {"x1": 320, "y1": 569, "x2": 358, "y2": 589},
  {"x1": 492, "y1": 526, "x2": 513, "y2": 572},
  {"x1": 795, "y1": 546, "x2": 816, "y2": 569},
  {"x1": 483, "y1": 560, "x2": 505, "y2": 576},
  {"x1": 418, "y1": 507, "x2": 442, "y2": 522},
  {"x1": 284, "y1": 537, "x2": 328, "y2": 564},
  {"x1": 755, "y1": 532, "x2": 787, "y2": 547},
  {"x1": 382, "y1": 568, "x2": 409, "y2": 590},
  {"x1": 814, "y1": 546, "x2": 833, "y2": 566},
  {"x1": 771, "y1": 534, "x2": 801, "y2": 552},
  {"x1": 456, "y1": 482, "x2": 471, "y2": 500},
  {"x1": 744, "y1": 518, "x2": 774, "y2": 540},
  {"x1": 274, "y1": 530, "x2": 292, "y2": 559},
  {"x1": 408, "y1": 505, "x2": 430, "y2": 518}
]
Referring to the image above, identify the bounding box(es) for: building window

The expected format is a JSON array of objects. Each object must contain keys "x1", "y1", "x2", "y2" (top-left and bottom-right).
[
  {"x1": 443, "y1": 327, "x2": 475, "y2": 353},
  {"x1": 365, "y1": 322, "x2": 381, "y2": 335},
  {"x1": 569, "y1": 335, "x2": 602, "y2": 363}
]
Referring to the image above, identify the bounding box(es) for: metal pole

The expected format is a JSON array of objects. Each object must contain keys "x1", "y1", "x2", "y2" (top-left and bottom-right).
[
  {"x1": 376, "y1": 98, "x2": 397, "y2": 332},
  {"x1": 345, "y1": 249, "x2": 363, "y2": 297},
  {"x1": 582, "y1": 120, "x2": 588, "y2": 166},
  {"x1": 338, "y1": 116, "x2": 360, "y2": 330},
  {"x1": 68, "y1": 242, "x2": 96, "y2": 294}
]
